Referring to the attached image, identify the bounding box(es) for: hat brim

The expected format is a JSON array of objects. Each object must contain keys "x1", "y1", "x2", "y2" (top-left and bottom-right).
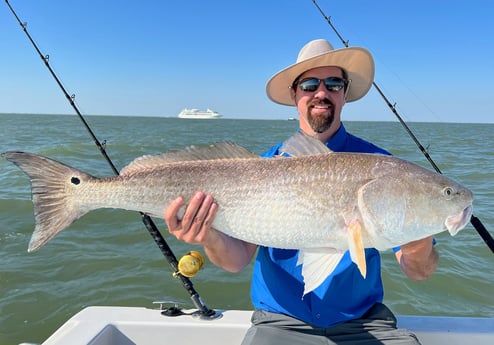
[{"x1": 266, "y1": 47, "x2": 374, "y2": 105}]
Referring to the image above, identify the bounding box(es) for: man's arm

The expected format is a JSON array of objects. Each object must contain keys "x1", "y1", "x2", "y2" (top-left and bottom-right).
[
  {"x1": 165, "y1": 191, "x2": 257, "y2": 272},
  {"x1": 395, "y1": 236, "x2": 438, "y2": 280}
]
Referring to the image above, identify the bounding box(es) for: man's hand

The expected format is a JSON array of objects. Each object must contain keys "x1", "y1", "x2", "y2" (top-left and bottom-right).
[
  {"x1": 165, "y1": 191, "x2": 218, "y2": 246},
  {"x1": 395, "y1": 236, "x2": 438, "y2": 280},
  {"x1": 164, "y1": 191, "x2": 257, "y2": 273}
]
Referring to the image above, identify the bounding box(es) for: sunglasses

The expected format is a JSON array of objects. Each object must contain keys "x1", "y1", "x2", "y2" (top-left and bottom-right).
[{"x1": 295, "y1": 77, "x2": 349, "y2": 93}]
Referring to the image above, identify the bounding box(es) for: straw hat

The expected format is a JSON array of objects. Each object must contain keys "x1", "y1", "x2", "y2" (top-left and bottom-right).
[{"x1": 266, "y1": 39, "x2": 375, "y2": 105}]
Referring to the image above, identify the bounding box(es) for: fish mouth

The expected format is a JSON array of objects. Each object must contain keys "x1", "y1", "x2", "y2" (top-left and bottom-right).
[{"x1": 445, "y1": 205, "x2": 473, "y2": 236}]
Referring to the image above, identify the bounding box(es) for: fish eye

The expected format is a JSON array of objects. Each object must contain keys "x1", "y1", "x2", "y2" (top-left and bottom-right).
[{"x1": 443, "y1": 187, "x2": 454, "y2": 199}]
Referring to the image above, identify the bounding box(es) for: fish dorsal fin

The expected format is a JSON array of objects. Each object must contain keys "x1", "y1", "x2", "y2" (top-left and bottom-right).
[
  {"x1": 280, "y1": 131, "x2": 332, "y2": 157},
  {"x1": 120, "y1": 142, "x2": 259, "y2": 175}
]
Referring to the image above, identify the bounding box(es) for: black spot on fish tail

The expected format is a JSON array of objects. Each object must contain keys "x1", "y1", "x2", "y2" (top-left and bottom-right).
[{"x1": 2, "y1": 151, "x2": 94, "y2": 251}]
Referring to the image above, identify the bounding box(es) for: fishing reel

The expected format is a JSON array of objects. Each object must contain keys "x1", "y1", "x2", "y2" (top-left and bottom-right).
[{"x1": 174, "y1": 250, "x2": 205, "y2": 278}]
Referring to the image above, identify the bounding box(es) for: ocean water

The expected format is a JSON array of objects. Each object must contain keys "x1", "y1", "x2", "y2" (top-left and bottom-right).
[{"x1": 0, "y1": 113, "x2": 493, "y2": 344}]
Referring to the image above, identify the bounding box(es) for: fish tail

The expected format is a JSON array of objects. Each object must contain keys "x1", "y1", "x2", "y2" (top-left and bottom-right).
[{"x1": 2, "y1": 151, "x2": 94, "y2": 252}]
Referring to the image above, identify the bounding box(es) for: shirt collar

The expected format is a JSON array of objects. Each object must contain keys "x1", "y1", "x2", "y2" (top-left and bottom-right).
[{"x1": 325, "y1": 123, "x2": 347, "y2": 151}]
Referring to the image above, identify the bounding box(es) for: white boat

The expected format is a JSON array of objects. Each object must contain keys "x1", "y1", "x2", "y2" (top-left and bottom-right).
[
  {"x1": 178, "y1": 108, "x2": 222, "y2": 119},
  {"x1": 38, "y1": 306, "x2": 494, "y2": 345}
]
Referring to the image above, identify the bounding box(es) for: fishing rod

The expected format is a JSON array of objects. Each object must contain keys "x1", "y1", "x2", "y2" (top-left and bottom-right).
[
  {"x1": 310, "y1": 0, "x2": 494, "y2": 254},
  {"x1": 5, "y1": 0, "x2": 217, "y2": 317}
]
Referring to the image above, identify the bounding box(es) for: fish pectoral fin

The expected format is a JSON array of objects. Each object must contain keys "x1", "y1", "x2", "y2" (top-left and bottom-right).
[
  {"x1": 346, "y1": 219, "x2": 367, "y2": 279},
  {"x1": 298, "y1": 249, "x2": 343, "y2": 295}
]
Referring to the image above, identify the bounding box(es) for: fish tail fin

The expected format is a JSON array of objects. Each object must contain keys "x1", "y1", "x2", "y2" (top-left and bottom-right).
[{"x1": 2, "y1": 151, "x2": 94, "y2": 252}]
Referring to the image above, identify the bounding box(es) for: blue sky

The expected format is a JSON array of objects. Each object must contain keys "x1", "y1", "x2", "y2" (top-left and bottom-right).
[{"x1": 1, "y1": 1, "x2": 492, "y2": 123}]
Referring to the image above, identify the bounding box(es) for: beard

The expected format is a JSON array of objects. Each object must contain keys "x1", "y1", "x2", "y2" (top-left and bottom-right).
[{"x1": 306, "y1": 99, "x2": 335, "y2": 133}]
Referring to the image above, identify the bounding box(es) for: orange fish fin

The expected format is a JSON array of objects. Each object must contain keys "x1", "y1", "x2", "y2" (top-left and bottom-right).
[{"x1": 347, "y1": 219, "x2": 367, "y2": 278}]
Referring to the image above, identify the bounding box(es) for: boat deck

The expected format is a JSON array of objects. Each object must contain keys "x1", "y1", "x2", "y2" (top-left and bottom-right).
[{"x1": 40, "y1": 306, "x2": 494, "y2": 345}]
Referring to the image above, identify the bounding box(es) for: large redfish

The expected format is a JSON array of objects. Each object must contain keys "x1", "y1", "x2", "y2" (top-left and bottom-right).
[{"x1": 2, "y1": 132, "x2": 473, "y2": 294}]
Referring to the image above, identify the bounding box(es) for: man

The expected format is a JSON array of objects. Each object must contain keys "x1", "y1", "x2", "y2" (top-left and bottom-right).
[{"x1": 165, "y1": 39, "x2": 438, "y2": 344}]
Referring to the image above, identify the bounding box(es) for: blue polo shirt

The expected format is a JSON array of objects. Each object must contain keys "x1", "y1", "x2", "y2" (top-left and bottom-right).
[{"x1": 251, "y1": 124, "x2": 391, "y2": 327}]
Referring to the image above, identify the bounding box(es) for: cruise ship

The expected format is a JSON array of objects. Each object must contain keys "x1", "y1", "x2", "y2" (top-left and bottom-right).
[{"x1": 178, "y1": 108, "x2": 222, "y2": 119}]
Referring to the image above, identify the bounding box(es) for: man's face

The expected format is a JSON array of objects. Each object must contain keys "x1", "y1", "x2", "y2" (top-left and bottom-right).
[{"x1": 291, "y1": 66, "x2": 347, "y2": 136}]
